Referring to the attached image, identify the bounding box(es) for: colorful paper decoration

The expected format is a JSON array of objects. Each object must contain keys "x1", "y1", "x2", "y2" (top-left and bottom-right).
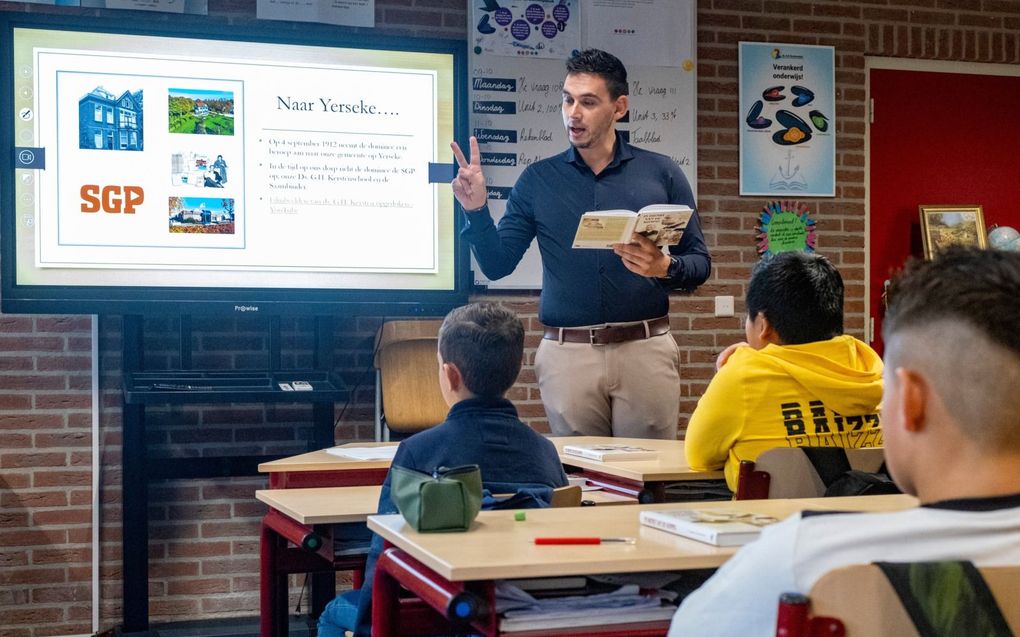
[{"x1": 756, "y1": 200, "x2": 817, "y2": 257}]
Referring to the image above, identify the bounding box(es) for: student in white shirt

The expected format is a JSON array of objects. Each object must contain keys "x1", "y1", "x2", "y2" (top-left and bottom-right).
[{"x1": 669, "y1": 247, "x2": 1020, "y2": 637}]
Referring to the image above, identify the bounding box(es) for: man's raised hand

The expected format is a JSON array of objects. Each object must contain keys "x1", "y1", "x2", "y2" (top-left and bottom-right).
[{"x1": 450, "y1": 136, "x2": 487, "y2": 211}]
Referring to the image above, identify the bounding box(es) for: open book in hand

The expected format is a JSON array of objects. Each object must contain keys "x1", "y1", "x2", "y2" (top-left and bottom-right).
[
  {"x1": 639, "y1": 508, "x2": 779, "y2": 546},
  {"x1": 572, "y1": 204, "x2": 693, "y2": 249}
]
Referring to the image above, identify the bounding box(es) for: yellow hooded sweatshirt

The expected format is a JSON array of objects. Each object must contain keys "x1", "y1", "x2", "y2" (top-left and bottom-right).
[{"x1": 684, "y1": 335, "x2": 884, "y2": 491}]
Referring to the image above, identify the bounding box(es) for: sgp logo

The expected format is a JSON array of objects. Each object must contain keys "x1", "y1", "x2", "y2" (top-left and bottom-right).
[{"x1": 81, "y1": 185, "x2": 144, "y2": 214}]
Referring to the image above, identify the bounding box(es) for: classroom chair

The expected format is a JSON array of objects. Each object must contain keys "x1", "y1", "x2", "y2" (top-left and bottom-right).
[
  {"x1": 549, "y1": 484, "x2": 583, "y2": 508},
  {"x1": 485, "y1": 484, "x2": 583, "y2": 509},
  {"x1": 374, "y1": 319, "x2": 448, "y2": 441},
  {"x1": 774, "y1": 561, "x2": 1020, "y2": 637},
  {"x1": 735, "y1": 447, "x2": 887, "y2": 500}
]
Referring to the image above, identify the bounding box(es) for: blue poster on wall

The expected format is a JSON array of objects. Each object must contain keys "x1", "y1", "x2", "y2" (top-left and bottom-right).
[
  {"x1": 739, "y1": 42, "x2": 835, "y2": 197},
  {"x1": 472, "y1": 0, "x2": 580, "y2": 59}
]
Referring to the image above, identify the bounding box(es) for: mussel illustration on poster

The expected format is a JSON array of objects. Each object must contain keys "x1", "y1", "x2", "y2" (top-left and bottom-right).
[{"x1": 739, "y1": 42, "x2": 835, "y2": 196}]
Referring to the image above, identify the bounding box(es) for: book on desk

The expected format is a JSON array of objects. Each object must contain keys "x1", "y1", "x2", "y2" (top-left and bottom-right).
[
  {"x1": 639, "y1": 508, "x2": 779, "y2": 546},
  {"x1": 324, "y1": 445, "x2": 399, "y2": 461},
  {"x1": 562, "y1": 443, "x2": 658, "y2": 462}
]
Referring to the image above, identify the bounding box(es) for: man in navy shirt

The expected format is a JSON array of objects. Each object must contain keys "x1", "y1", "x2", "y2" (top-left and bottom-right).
[{"x1": 451, "y1": 49, "x2": 710, "y2": 438}]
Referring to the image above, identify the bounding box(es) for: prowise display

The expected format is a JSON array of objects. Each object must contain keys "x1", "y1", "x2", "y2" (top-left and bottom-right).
[{"x1": 2, "y1": 13, "x2": 468, "y2": 314}]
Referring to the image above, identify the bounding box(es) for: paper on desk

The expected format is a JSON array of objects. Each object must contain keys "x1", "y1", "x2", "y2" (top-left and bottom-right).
[{"x1": 325, "y1": 445, "x2": 398, "y2": 461}]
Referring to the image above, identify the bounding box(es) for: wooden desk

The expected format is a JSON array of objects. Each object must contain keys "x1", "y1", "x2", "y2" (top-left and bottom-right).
[
  {"x1": 551, "y1": 436, "x2": 725, "y2": 503},
  {"x1": 257, "y1": 442, "x2": 396, "y2": 488},
  {"x1": 257, "y1": 484, "x2": 636, "y2": 525},
  {"x1": 367, "y1": 494, "x2": 918, "y2": 636},
  {"x1": 257, "y1": 485, "x2": 381, "y2": 637},
  {"x1": 259, "y1": 437, "x2": 716, "y2": 501},
  {"x1": 257, "y1": 485, "x2": 380, "y2": 524},
  {"x1": 255, "y1": 442, "x2": 393, "y2": 635},
  {"x1": 255, "y1": 483, "x2": 634, "y2": 637}
]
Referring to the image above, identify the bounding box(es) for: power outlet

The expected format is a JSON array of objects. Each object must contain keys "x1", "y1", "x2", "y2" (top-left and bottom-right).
[{"x1": 714, "y1": 295, "x2": 735, "y2": 317}]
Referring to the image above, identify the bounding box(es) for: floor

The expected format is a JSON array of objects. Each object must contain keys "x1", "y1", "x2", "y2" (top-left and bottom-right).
[{"x1": 149, "y1": 615, "x2": 316, "y2": 637}]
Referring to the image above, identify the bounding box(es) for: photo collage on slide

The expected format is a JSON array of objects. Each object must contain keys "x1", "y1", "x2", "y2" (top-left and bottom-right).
[
  {"x1": 74, "y1": 77, "x2": 243, "y2": 242},
  {"x1": 166, "y1": 87, "x2": 236, "y2": 235}
]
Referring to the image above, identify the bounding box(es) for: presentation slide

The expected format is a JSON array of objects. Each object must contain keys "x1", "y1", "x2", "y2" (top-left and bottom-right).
[{"x1": 12, "y1": 27, "x2": 457, "y2": 291}]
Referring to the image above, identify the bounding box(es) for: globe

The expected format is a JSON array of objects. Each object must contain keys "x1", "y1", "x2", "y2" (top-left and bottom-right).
[{"x1": 988, "y1": 225, "x2": 1020, "y2": 252}]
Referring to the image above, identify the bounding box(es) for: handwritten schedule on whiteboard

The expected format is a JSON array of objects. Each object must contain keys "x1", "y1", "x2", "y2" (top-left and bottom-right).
[{"x1": 467, "y1": 4, "x2": 697, "y2": 289}]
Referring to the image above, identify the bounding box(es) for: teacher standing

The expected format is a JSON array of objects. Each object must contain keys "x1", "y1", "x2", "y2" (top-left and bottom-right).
[{"x1": 451, "y1": 49, "x2": 710, "y2": 439}]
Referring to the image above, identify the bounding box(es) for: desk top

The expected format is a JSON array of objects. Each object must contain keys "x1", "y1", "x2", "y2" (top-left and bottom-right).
[
  {"x1": 257, "y1": 485, "x2": 637, "y2": 525},
  {"x1": 259, "y1": 437, "x2": 721, "y2": 484},
  {"x1": 256, "y1": 486, "x2": 381, "y2": 524},
  {"x1": 258, "y1": 442, "x2": 398, "y2": 473},
  {"x1": 551, "y1": 436, "x2": 724, "y2": 482},
  {"x1": 367, "y1": 494, "x2": 919, "y2": 581}
]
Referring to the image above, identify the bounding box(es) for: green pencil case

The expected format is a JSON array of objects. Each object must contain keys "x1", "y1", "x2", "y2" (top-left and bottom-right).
[{"x1": 390, "y1": 464, "x2": 483, "y2": 533}]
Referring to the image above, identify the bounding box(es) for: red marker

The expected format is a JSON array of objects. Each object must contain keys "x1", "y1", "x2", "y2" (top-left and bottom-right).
[{"x1": 534, "y1": 537, "x2": 635, "y2": 545}]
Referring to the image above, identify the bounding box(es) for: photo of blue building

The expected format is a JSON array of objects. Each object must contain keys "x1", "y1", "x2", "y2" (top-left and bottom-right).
[
  {"x1": 168, "y1": 196, "x2": 236, "y2": 234},
  {"x1": 78, "y1": 86, "x2": 144, "y2": 151}
]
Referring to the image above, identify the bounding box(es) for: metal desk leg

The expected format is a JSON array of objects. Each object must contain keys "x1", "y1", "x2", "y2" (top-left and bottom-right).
[
  {"x1": 372, "y1": 547, "x2": 493, "y2": 637},
  {"x1": 260, "y1": 511, "x2": 327, "y2": 637},
  {"x1": 260, "y1": 518, "x2": 290, "y2": 637}
]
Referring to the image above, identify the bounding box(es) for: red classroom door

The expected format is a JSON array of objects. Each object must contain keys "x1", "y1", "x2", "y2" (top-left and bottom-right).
[{"x1": 869, "y1": 67, "x2": 1020, "y2": 353}]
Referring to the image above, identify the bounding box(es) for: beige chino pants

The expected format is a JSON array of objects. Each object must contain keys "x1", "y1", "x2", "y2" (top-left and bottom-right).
[{"x1": 534, "y1": 332, "x2": 681, "y2": 439}]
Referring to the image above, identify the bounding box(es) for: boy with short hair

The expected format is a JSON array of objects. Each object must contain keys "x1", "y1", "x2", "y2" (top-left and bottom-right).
[
  {"x1": 318, "y1": 303, "x2": 567, "y2": 637},
  {"x1": 669, "y1": 247, "x2": 1020, "y2": 636},
  {"x1": 684, "y1": 252, "x2": 884, "y2": 491}
]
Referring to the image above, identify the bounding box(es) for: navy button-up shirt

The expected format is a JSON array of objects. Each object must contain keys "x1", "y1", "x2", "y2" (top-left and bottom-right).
[{"x1": 461, "y1": 133, "x2": 711, "y2": 327}]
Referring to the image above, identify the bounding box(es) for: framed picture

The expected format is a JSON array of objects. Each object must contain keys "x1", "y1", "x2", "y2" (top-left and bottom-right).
[{"x1": 918, "y1": 205, "x2": 987, "y2": 259}]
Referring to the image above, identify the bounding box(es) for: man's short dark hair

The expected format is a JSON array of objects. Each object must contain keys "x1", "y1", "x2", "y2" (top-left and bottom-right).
[
  {"x1": 746, "y1": 252, "x2": 844, "y2": 344},
  {"x1": 884, "y1": 247, "x2": 1020, "y2": 357},
  {"x1": 565, "y1": 49, "x2": 629, "y2": 100},
  {"x1": 438, "y1": 303, "x2": 524, "y2": 399},
  {"x1": 883, "y1": 247, "x2": 1020, "y2": 450}
]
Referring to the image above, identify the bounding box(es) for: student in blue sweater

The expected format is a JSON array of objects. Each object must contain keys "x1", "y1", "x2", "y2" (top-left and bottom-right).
[{"x1": 318, "y1": 302, "x2": 568, "y2": 637}]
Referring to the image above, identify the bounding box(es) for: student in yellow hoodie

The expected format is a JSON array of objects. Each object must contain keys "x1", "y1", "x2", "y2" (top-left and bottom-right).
[{"x1": 685, "y1": 252, "x2": 883, "y2": 491}]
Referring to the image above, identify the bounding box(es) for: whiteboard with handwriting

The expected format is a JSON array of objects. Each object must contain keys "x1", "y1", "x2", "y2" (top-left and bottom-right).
[{"x1": 468, "y1": 37, "x2": 696, "y2": 289}]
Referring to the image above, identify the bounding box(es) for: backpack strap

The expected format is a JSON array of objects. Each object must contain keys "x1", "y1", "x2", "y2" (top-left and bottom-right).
[
  {"x1": 876, "y1": 561, "x2": 1015, "y2": 637},
  {"x1": 800, "y1": 447, "x2": 852, "y2": 488}
]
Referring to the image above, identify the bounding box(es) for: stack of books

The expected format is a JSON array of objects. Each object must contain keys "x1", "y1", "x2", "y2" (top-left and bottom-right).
[{"x1": 495, "y1": 582, "x2": 675, "y2": 632}]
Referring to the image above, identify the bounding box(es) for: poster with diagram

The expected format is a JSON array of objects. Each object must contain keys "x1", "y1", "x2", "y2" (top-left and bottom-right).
[
  {"x1": 739, "y1": 42, "x2": 835, "y2": 197},
  {"x1": 471, "y1": 0, "x2": 580, "y2": 59}
]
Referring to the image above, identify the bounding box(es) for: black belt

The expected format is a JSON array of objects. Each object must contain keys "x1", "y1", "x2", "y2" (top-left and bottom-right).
[{"x1": 543, "y1": 316, "x2": 671, "y2": 345}]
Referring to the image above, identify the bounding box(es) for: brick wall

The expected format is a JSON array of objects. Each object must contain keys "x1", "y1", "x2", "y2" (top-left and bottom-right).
[
  {"x1": 0, "y1": 315, "x2": 95, "y2": 637},
  {"x1": 3, "y1": 0, "x2": 1020, "y2": 634}
]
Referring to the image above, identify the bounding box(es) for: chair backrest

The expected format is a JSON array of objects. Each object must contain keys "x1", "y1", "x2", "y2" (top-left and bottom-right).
[
  {"x1": 740, "y1": 447, "x2": 886, "y2": 499},
  {"x1": 549, "y1": 485, "x2": 583, "y2": 508},
  {"x1": 374, "y1": 320, "x2": 447, "y2": 435},
  {"x1": 776, "y1": 563, "x2": 1020, "y2": 636},
  {"x1": 486, "y1": 485, "x2": 580, "y2": 510}
]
